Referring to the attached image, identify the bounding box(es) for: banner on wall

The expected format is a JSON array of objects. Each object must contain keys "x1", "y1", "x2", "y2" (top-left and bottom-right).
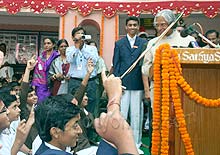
[{"x1": 0, "y1": 0, "x2": 220, "y2": 18}]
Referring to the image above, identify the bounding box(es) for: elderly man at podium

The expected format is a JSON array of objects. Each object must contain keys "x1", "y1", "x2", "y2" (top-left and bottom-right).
[{"x1": 141, "y1": 9, "x2": 196, "y2": 151}]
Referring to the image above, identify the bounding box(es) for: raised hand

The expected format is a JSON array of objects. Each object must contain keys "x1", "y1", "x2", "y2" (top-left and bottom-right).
[
  {"x1": 11, "y1": 119, "x2": 28, "y2": 155},
  {"x1": 87, "y1": 58, "x2": 94, "y2": 74},
  {"x1": 26, "y1": 55, "x2": 37, "y2": 71},
  {"x1": 94, "y1": 70, "x2": 138, "y2": 155},
  {"x1": 94, "y1": 111, "x2": 132, "y2": 146},
  {"x1": 101, "y1": 70, "x2": 122, "y2": 105},
  {"x1": 26, "y1": 104, "x2": 35, "y2": 127},
  {"x1": 16, "y1": 119, "x2": 27, "y2": 143},
  {"x1": 11, "y1": 105, "x2": 35, "y2": 155}
]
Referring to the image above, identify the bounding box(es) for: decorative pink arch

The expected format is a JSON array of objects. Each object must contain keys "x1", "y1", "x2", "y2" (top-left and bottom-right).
[
  {"x1": 1, "y1": 0, "x2": 220, "y2": 18},
  {"x1": 79, "y1": 19, "x2": 100, "y2": 32}
]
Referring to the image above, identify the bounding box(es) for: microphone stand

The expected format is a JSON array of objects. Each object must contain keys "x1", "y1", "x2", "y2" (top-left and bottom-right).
[
  {"x1": 120, "y1": 12, "x2": 184, "y2": 79},
  {"x1": 189, "y1": 23, "x2": 218, "y2": 48}
]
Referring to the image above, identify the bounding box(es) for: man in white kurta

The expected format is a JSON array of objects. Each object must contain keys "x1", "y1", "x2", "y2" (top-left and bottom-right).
[
  {"x1": 142, "y1": 9, "x2": 196, "y2": 108},
  {"x1": 141, "y1": 9, "x2": 196, "y2": 152}
]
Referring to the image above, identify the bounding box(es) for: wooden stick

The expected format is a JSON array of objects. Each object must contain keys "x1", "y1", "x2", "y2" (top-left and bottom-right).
[{"x1": 120, "y1": 12, "x2": 184, "y2": 79}]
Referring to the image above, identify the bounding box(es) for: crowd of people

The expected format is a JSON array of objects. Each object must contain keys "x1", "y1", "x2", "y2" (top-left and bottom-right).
[{"x1": 0, "y1": 9, "x2": 220, "y2": 155}]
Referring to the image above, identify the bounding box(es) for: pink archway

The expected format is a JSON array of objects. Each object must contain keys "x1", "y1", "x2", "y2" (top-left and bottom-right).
[{"x1": 79, "y1": 19, "x2": 100, "y2": 32}]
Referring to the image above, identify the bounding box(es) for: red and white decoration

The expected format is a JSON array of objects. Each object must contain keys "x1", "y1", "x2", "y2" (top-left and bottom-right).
[{"x1": 1, "y1": 0, "x2": 220, "y2": 18}]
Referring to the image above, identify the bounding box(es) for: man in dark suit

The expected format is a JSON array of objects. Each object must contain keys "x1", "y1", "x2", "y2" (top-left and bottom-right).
[{"x1": 113, "y1": 16, "x2": 147, "y2": 149}]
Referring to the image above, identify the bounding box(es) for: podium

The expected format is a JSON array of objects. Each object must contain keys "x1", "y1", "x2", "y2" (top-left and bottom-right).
[{"x1": 174, "y1": 48, "x2": 220, "y2": 155}]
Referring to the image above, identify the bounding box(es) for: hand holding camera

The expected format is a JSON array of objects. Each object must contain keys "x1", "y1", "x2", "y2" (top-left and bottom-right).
[
  {"x1": 81, "y1": 35, "x2": 92, "y2": 40},
  {"x1": 73, "y1": 34, "x2": 92, "y2": 42}
]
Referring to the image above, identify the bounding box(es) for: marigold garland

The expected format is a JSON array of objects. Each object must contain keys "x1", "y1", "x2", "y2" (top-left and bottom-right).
[
  {"x1": 61, "y1": 16, "x2": 65, "y2": 39},
  {"x1": 74, "y1": 15, "x2": 77, "y2": 27},
  {"x1": 171, "y1": 53, "x2": 220, "y2": 107},
  {"x1": 152, "y1": 43, "x2": 220, "y2": 155},
  {"x1": 115, "y1": 14, "x2": 119, "y2": 41},
  {"x1": 151, "y1": 47, "x2": 162, "y2": 155},
  {"x1": 151, "y1": 44, "x2": 186, "y2": 155},
  {"x1": 160, "y1": 48, "x2": 170, "y2": 155},
  {"x1": 176, "y1": 75, "x2": 220, "y2": 107},
  {"x1": 169, "y1": 48, "x2": 194, "y2": 155},
  {"x1": 99, "y1": 14, "x2": 104, "y2": 56}
]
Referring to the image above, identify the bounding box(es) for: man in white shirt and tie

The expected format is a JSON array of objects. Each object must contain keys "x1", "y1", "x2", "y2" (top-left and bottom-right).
[{"x1": 112, "y1": 16, "x2": 147, "y2": 150}]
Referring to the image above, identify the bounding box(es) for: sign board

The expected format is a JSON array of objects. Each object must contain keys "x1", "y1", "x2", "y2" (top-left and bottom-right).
[{"x1": 175, "y1": 48, "x2": 220, "y2": 64}]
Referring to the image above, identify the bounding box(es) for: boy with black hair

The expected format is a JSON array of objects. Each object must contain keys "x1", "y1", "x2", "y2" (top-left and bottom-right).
[
  {"x1": 0, "y1": 93, "x2": 20, "y2": 123},
  {"x1": 0, "y1": 100, "x2": 10, "y2": 133},
  {"x1": 34, "y1": 95, "x2": 82, "y2": 155},
  {"x1": 0, "y1": 92, "x2": 33, "y2": 155}
]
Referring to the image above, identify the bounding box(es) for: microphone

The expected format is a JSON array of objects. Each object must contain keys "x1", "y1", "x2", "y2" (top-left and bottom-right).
[{"x1": 180, "y1": 24, "x2": 196, "y2": 37}]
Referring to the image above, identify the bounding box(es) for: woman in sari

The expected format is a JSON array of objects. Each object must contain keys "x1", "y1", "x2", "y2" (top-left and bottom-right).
[
  {"x1": 48, "y1": 39, "x2": 70, "y2": 95},
  {"x1": 32, "y1": 37, "x2": 59, "y2": 103}
]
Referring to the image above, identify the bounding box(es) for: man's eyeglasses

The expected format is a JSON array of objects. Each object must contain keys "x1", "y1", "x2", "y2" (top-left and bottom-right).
[{"x1": 0, "y1": 106, "x2": 7, "y2": 114}]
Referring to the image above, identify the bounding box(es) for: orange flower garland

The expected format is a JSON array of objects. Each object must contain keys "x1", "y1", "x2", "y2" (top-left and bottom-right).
[
  {"x1": 74, "y1": 15, "x2": 77, "y2": 27},
  {"x1": 152, "y1": 43, "x2": 195, "y2": 155},
  {"x1": 169, "y1": 48, "x2": 194, "y2": 155},
  {"x1": 99, "y1": 14, "x2": 104, "y2": 56},
  {"x1": 160, "y1": 48, "x2": 170, "y2": 155},
  {"x1": 176, "y1": 75, "x2": 220, "y2": 107},
  {"x1": 61, "y1": 16, "x2": 65, "y2": 39},
  {"x1": 152, "y1": 43, "x2": 220, "y2": 154},
  {"x1": 151, "y1": 47, "x2": 162, "y2": 155},
  {"x1": 169, "y1": 48, "x2": 220, "y2": 107},
  {"x1": 115, "y1": 14, "x2": 119, "y2": 41}
]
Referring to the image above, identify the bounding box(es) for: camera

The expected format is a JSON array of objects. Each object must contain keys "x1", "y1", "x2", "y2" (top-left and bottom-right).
[{"x1": 81, "y1": 35, "x2": 92, "y2": 40}]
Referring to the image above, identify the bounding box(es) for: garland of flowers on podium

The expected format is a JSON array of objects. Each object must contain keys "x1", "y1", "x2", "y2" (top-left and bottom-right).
[{"x1": 151, "y1": 43, "x2": 220, "y2": 155}]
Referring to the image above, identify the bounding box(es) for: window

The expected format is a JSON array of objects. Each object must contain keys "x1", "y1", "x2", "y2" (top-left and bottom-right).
[{"x1": 0, "y1": 31, "x2": 58, "y2": 64}]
